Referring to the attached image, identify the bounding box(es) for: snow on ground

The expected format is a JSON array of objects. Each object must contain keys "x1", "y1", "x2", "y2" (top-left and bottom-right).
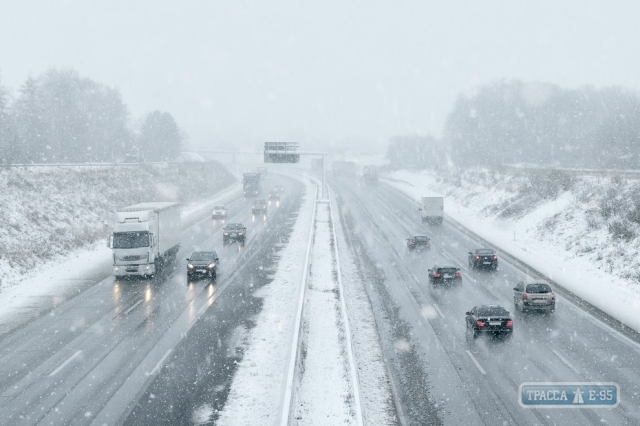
[
  {"x1": 385, "y1": 168, "x2": 640, "y2": 333},
  {"x1": 332, "y1": 194, "x2": 397, "y2": 425},
  {"x1": 0, "y1": 164, "x2": 239, "y2": 336},
  {"x1": 216, "y1": 177, "x2": 316, "y2": 426},
  {"x1": 293, "y1": 201, "x2": 355, "y2": 425}
]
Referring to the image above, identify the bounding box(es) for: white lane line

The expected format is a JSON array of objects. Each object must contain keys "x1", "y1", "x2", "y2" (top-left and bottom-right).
[
  {"x1": 551, "y1": 349, "x2": 580, "y2": 375},
  {"x1": 148, "y1": 349, "x2": 172, "y2": 376},
  {"x1": 49, "y1": 350, "x2": 82, "y2": 377},
  {"x1": 433, "y1": 303, "x2": 445, "y2": 319},
  {"x1": 465, "y1": 350, "x2": 486, "y2": 375},
  {"x1": 123, "y1": 299, "x2": 143, "y2": 315}
]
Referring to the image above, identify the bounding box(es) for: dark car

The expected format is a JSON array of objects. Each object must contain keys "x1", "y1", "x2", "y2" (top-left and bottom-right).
[
  {"x1": 513, "y1": 281, "x2": 556, "y2": 313},
  {"x1": 406, "y1": 235, "x2": 431, "y2": 252},
  {"x1": 465, "y1": 305, "x2": 513, "y2": 339},
  {"x1": 186, "y1": 251, "x2": 219, "y2": 281},
  {"x1": 223, "y1": 223, "x2": 246, "y2": 246},
  {"x1": 268, "y1": 191, "x2": 280, "y2": 203},
  {"x1": 428, "y1": 265, "x2": 462, "y2": 286},
  {"x1": 468, "y1": 248, "x2": 498, "y2": 270},
  {"x1": 252, "y1": 199, "x2": 268, "y2": 215}
]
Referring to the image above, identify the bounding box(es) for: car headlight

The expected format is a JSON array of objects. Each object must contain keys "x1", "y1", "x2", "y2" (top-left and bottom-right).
[
  {"x1": 224, "y1": 232, "x2": 229, "y2": 235},
  {"x1": 114, "y1": 267, "x2": 119, "y2": 271},
  {"x1": 187, "y1": 263, "x2": 194, "y2": 269},
  {"x1": 238, "y1": 232, "x2": 243, "y2": 235},
  {"x1": 208, "y1": 263, "x2": 215, "y2": 268}
]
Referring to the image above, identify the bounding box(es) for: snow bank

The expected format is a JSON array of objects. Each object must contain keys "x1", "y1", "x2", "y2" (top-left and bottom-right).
[{"x1": 385, "y1": 169, "x2": 640, "y2": 333}]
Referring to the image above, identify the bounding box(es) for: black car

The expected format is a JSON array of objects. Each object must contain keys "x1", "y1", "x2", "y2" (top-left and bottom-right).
[
  {"x1": 406, "y1": 235, "x2": 431, "y2": 252},
  {"x1": 428, "y1": 265, "x2": 462, "y2": 285},
  {"x1": 468, "y1": 248, "x2": 498, "y2": 270},
  {"x1": 252, "y1": 199, "x2": 268, "y2": 215},
  {"x1": 186, "y1": 251, "x2": 219, "y2": 281},
  {"x1": 465, "y1": 305, "x2": 513, "y2": 339},
  {"x1": 268, "y1": 191, "x2": 280, "y2": 202},
  {"x1": 223, "y1": 223, "x2": 246, "y2": 245}
]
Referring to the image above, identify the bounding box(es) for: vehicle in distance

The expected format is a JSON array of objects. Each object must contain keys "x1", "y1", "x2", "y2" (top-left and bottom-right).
[
  {"x1": 363, "y1": 165, "x2": 378, "y2": 184},
  {"x1": 419, "y1": 196, "x2": 444, "y2": 224},
  {"x1": 468, "y1": 248, "x2": 498, "y2": 270},
  {"x1": 211, "y1": 205, "x2": 228, "y2": 220},
  {"x1": 428, "y1": 265, "x2": 462, "y2": 285},
  {"x1": 223, "y1": 223, "x2": 246, "y2": 246},
  {"x1": 466, "y1": 305, "x2": 513, "y2": 339},
  {"x1": 275, "y1": 185, "x2": 285, "y2": 193},
  {"x1": 268, "y1": 190, "x2": 280, "y2": 203},
  {"x1": 513, "y1": 281, "x2": 556, "y2": 313},
  {"x1": 243, "y1": 172, "x2": 262, "y2": 197},
  {"x1": 406, "y1": 235, "x2": 431, "y2": 252},
  {"x1": 110, "y1": 202, "x2": 181, "y2": 278},
  {"x1": 252, "y1": 199, "x2": 268, "y2": 215},
  {"x1": 186, "y1": 251, "x2": 219, "y2": 281}
]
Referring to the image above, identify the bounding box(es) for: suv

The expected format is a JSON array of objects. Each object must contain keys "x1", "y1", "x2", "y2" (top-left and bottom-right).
[
  {"x1": 406, "y1": 235, "x2": 431, "y2": 252},
  {"x1": 223, "y1": 223, "x2": 246, "y2": 246},
  {"x1": 513, "y1": 281, "x2": 556, "y2": 313},
  {"x1": 468, "y1": 248, "x2": 498, "y2": 270},
  {"x1": 465, "y1": 305, "x2": 513, "y2": 339},
  {"x1": 186, "y1": 251, "x2": 219, "y2": 281},
  {"x1": 252, "y1": 199, "x2": 268, "y2": 215},
  {"x1": 212, "y1": 205, "x2": 228, "y2": 220},
  {"x1": 428, "y1": 265, "x2": 462, "y2": 286}
]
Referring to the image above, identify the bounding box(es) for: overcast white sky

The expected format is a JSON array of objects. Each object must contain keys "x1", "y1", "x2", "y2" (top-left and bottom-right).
[{"x1": 1, "y1": 1, "x2": 639, "y2": 153}]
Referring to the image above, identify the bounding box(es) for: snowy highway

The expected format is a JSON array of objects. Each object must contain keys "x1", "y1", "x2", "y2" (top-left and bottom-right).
[{"x1": 332, "y1": 178, "x2": 640, "y2": 425}]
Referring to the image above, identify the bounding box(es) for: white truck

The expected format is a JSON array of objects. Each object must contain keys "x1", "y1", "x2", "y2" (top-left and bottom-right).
[
  {"x1": 420, "y1": 196, "x2": 444, "y2": 224},
  {"x1": 109, "y1": 202, "x2": 181, "y2": 278}
]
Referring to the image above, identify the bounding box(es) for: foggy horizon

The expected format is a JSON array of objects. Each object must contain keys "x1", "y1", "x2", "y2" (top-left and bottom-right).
[{"x1": 2, "y1": 1, "x2": 640, "y2": 153}]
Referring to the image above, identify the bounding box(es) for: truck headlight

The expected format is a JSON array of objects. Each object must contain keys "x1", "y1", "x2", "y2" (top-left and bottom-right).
[{"x1": 188, "y1": 263, "x2": 194, "y2": 269}]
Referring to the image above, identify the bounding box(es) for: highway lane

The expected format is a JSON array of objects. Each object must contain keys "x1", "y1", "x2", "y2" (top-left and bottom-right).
[
  {"x1": 332, "y1": 178, "x2": 640, "y2": 426},
  {"x1": 0, "y1": 174, "x2": 302, "y2": 426}
]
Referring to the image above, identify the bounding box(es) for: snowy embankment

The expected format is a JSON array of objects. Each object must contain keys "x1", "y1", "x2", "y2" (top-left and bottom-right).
[
  {"x1": 385, "y1": 168, "x2": 640, "y2": 333},
  {"x1": 0, "y1": 162, "x2": 237, "y2": 335}
]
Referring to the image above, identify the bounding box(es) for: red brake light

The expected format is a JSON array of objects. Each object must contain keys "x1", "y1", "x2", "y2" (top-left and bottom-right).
[
  {"x1": 492, "y1": 255, "x2": 498, "y2": 260},
  {"x1": 476, "y1": 320, "x2": 485, "y2": 327},
  {"x1": 455, "y1": 272, "x2": 462, "y2": 278},
  {"x1": 551, "y1": 293, "x2": 556, "y2": 302},
  {"x1": 475, "y1": 255, "x2": 480, "y2": 259},
  {"x1": 522, "y1": 293, "x2": 528, "y2": 300},
  {"x1": 506, "y1": 320, "x2": 513, "y2": 327},
  {"x1": 433, "y1": 273, "x2": 441, "y2": 278}
]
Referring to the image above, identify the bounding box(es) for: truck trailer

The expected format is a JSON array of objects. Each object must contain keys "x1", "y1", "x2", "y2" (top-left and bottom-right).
[
  {"x1": 420, "y1": 196, "x2": 444, "y2": 224},
  {"x1": 362, "y1": 165, "x2": 378, "y2": 184},
  {"x1": 110, "y1": 202, "x2": 181, "y2": 278},
  {"x1": 243, "y1": 172, "x2": 262, "y2": 197}
]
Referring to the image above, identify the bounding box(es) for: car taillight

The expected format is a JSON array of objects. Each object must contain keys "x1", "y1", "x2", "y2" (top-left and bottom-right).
[
  {"x1": 506, "y1": 320, "x2": 513, "y2": 327},
  {"x1": 522, "y1": 293, "x2": 528, "y2": 300},
  {"x1": 476, "y1": 320, "x2": 485, "y2": 327},
  {"x1": 492, "y1": 255, "x2": 498, "y2": 260},
  {"x1": 455, "y1": 272, "x2": 462, "y2": 278},
  {"x1": 475, "y1": 255, "x2": 480, "y2": 259},
  {"x1": 551, "y1": 293, "x2": 556, "y2": 302},
  {"x1": 433, "y1": 273, "x2": 441, "y2": 278}
]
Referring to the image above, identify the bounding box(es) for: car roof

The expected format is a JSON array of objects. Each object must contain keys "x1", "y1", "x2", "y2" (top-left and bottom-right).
[
  {"x1": 225, "y1": 223, "x2": 244, "y2": 228},
  {"x1": 435, "y1": 265, "x2": 459, "y2": 269},
  {"x1": 474, "y1": 248, "x2": 494, "y2": 253},
  {"x1": 412, "y1": 235, "x2": 429, "y2": 238}
]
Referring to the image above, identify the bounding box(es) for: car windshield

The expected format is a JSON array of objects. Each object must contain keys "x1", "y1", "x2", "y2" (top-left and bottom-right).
[
  {"x1": 437, "y1": 267, "x2": 457, "y2": 274},
  {"x1": 526, "y1": 284, "x2": 552, "y2": 294},
  {"x1": 112, "y1": 232, "x2": 149, "y2": 249},
  {"x1": 190, "y1": 252, "x2": 214, "y2": 261},
  {"x1": 477, "y1": 307, "x2": 509, "y2": 316},
  {"x1": 414, "y1": 236, "x2": 428, "y2": 242},
  {"x1": 476, "y1": 249, "x2": 493, "y2": 255},
  {"x1": 226, "y1": 224, "x2": 242, "y2": 230},
  {"x1": 213, "y1": 206, "x2": 225, "y2": 210}
]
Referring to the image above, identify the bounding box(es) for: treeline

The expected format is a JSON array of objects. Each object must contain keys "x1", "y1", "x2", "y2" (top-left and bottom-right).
[
  {"x1": 388, "y1": 80, "x2": 640, "y2": 169},
  {"x1": 0, "y1": 69, "x2": 183, "y2": 164}
]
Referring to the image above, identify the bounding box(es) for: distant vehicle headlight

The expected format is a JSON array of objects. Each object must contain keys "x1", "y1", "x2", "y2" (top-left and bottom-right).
[
  {"x1": 208, "y1": 263, "x2": 215, "y2": 268},
  {"x1": 187, "y1": 263, "x2": 194, "y2": 269},
  {"x1": 224, "y1": 232, "x2": 229, "y2": 235},
  {"x1": 238, "y1": 232, "x2": 243, "y2": 235}
]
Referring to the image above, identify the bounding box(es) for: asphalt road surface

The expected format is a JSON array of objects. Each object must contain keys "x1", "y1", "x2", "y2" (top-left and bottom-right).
[
  {"x1": 332, "y1": 177, "x2": 640, "y2": 426},
  {"x1": 0, "y1": 174, "x2": 303, "y2": 426}
]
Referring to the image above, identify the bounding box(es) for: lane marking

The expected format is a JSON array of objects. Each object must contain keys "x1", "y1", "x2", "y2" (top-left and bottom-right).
[
  {"x1": 465, "y1": 350, "x2": 486, "y2": 375},
  {"x1": 551, "y1": 349, "x2": 580, "y2": 375},
  {"x1": 433, "y1": 304, "x2": 445, "y2": 319},
  {"x1": 49, "y1": 350, "x2": 82, "y2": 377},
  {"x1": 123, "y1": 299, "x2": 143, "y2": 315},
  {"x1": 148, "y1": 349, "x2": 172, "y2": 376}
]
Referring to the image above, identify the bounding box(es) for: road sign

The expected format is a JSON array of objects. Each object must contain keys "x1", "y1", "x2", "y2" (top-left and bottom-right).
[
  {"x1": 264, "y1": 142, "x2": 300, "y2": 163},
  {"x1": 519, "y1": 382, "x2": 619, "y2": 408}
]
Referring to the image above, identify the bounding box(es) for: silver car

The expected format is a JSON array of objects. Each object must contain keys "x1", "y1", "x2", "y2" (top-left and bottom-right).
[{"x1": 513, "y1": 281, "x2": 556, "y2": 313}]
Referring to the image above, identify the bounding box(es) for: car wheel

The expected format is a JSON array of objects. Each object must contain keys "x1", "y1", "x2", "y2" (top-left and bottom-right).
[{"x1": 473, "y1": 329, "x2": 479, "y2": 339}]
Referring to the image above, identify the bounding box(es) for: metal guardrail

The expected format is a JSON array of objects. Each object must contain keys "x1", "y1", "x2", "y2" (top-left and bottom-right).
[
  {"x1": 0, "y1": 161, "x2": 180, "y2": 168},
  {"x1": 503, "y1": 164, "x2": 640, "y2": 177}
]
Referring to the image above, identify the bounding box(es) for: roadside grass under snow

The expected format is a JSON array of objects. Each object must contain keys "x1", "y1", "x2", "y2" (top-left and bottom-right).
[{"x1": 386, "y1": 168, "x2": 640, "y2": 333}]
